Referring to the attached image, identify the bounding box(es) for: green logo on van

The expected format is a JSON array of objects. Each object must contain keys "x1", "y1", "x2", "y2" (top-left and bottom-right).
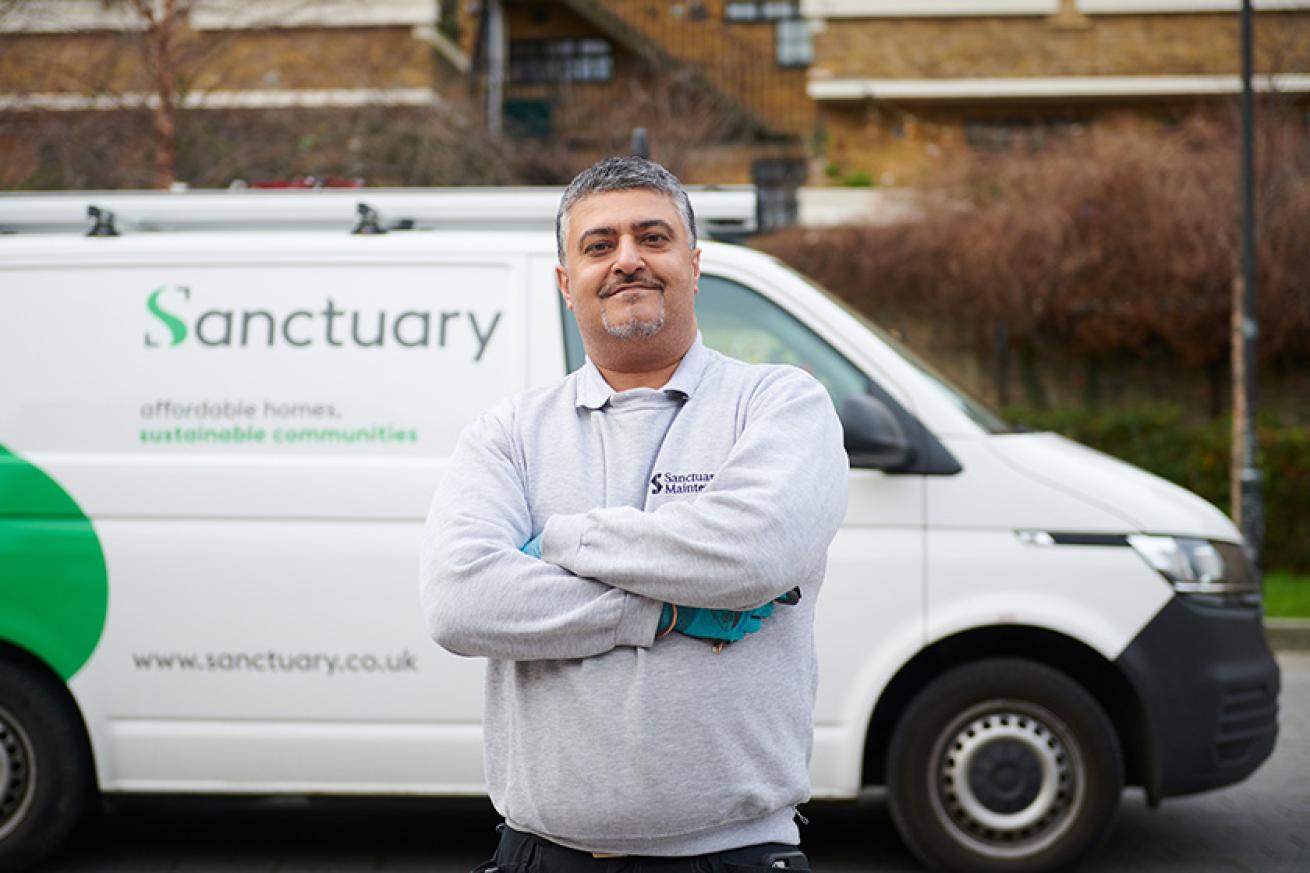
[
  {"x1": 142, "y1": 286, "x2": 503, "y2": 361},
  {"x1": 146, "y1": 285, "x2": 189, "y2": 347},
  {"x1": 0, "y1": 444, "x2": 109, "y2": 681}
]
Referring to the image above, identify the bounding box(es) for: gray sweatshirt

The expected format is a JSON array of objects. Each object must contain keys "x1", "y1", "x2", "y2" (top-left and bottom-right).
[{"x1": 420, "y1": 335, "x2": 848, "y2": 856}]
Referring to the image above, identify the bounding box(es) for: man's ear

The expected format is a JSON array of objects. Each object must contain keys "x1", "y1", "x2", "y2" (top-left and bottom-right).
[
  {"x1": 555, "y1": 263, "x2": 574, "y2": 310},
  {"x1": 691, "y1": 247, "x2": 701, "y2": 296}
]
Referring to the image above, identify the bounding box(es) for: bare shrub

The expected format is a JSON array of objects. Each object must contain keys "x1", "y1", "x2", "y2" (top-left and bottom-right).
[
  {"x1": 755, "y1": 108, "x2": 1310, "y2": 413},
  {"x1": 0, "y1": 110, "x2": 156, "y2": 189},
  {"x1": 175, "y1": 99, "x2": 521, "y2": 188},
  {"x1": 479, "y1": 66, "x2": 756, "y2": 185},
  {"x1": 4, "y1": 43, "x2": 750, "y2": 189}
]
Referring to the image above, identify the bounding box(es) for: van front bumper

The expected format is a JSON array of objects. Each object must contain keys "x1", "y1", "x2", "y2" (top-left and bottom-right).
[{"x1": 1115, "y1": 594, "x2": 1280, "y2": 801}]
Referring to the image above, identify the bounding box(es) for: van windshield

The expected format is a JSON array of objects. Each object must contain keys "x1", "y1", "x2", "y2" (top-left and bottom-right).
[{"x1": 767, "y1": 255, "x2": 1014, "y2": 435}]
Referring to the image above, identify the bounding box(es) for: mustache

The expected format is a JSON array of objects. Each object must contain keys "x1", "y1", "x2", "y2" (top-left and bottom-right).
[{"x1": 599, "y1": 273, "x2": 665, "y2": 299}]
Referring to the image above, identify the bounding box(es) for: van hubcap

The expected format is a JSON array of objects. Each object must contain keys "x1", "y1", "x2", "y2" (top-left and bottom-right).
[
  {"x1": 932, "y1": 703, "x2": 1081, "y2": 858},
  {"x1": 0, "y1": 707, "x2": 35, "y2": 841}
]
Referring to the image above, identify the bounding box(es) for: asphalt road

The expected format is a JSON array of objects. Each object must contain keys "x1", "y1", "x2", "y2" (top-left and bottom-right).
[{"x1": 36, "y1": 652, "x2": 1309, "y2": 873}]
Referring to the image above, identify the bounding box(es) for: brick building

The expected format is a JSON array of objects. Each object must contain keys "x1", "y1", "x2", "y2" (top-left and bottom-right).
[
  {"x1": 2, "y1": 1, "x2": 1305, "y2": 191},
  {"x1": 461, "y1": 4, "x2": 811, "y2": 137},
  {"x1": 0, "y1": 0, "x2": 468, "y2": 187},
  {"x1": 803, "y1": 0, "x2": 1310, "y2": 185},
  {"x1": 0, "y1": 1, "x2": 462, "y2": 104},
  {"x1": 454, "y1": 1, "x2": 817, "y2": 189},
  {"x1": 0, "y1": 0, "x2": 818, "y2": 190}
]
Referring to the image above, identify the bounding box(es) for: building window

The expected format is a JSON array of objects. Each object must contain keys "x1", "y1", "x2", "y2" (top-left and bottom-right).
[
  {"x1": 725, "y1": 1, "x2": 798, "y2": 22},
  {"x1": 509, "y1": 39, "x2": 613, "y2": 85},
  {"x1": 775, "y1": 19, "x2": 812, "y2": 67},
  {"x1": 725, "y1": 1, "x2": 810, "y2": 67}
]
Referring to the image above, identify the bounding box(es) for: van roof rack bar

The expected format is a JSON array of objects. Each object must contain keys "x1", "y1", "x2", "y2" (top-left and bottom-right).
[{"x1": 0, "y1": 187, "x2": 758, "y2": 237}]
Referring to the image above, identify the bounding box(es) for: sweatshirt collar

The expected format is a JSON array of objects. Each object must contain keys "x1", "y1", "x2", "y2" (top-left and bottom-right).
[{"x1": 575, "y1": 333, "x2": 711, "y2": 410}]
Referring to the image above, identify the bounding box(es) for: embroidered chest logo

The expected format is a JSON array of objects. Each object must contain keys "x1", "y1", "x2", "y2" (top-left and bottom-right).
[{"x1": 650, "y1": 471, "x2": 714, "y2": 496}]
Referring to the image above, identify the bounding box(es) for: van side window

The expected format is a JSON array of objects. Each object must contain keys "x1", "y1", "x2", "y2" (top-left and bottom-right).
[
  {"x1": 559, "y1": 273, "x2": 869, "y2": 412},
  {"x1": 696, "y1": 275, "x2": 869, "y2": 412}
]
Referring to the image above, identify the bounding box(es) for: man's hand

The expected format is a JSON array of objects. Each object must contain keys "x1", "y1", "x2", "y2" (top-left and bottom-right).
[
  {"x1": 520, "y1": 534, "x2": 543, "y2": 559},
  {"x1": 658, "y1": 602, "x2": 774, "y2": 644},
  {"x1": 523, "y1": 524, "x2": 798, "y2": 646}
]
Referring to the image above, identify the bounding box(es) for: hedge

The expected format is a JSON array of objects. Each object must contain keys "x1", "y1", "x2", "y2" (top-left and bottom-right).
[{"x1": 1005, "y1": 406, "x2": 1310, "y2": 571}]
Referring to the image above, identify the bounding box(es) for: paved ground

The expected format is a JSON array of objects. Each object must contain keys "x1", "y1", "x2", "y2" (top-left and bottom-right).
[{"x1": 36, "y1": 652, "x2": 1309, "y2": 873}]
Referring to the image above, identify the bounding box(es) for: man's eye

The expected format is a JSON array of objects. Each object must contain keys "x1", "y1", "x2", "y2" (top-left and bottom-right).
[
  {"x1": 643, "y1": 234, "x2": 669, "y2": 245},
  {"x1": 584, "y1": 241, "x2": 612, "y2": 254}
]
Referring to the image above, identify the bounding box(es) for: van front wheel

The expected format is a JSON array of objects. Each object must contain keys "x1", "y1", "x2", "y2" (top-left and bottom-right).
[
  {"x1": 887, "y1": 658, "x2": 1123, "y2": 873},
  {"x1": 0, "y1": 660, "x2": 95, "y2": 871}
]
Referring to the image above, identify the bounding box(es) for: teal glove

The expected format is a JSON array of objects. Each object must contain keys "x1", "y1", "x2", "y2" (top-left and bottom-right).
[
  {"x1": 520, "y1": 534, "x2": 543, "y2": 559},
  {"x1": 658, "y1": 602, "x2": 774, "y2": 644}
]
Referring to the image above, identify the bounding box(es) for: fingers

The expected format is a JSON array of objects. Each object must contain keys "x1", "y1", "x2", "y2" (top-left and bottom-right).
[{"x1": 774, "y1": 587, "x2": 802, "y2": 606}]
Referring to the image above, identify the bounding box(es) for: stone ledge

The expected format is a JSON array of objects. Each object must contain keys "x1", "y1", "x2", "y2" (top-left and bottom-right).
[{"x1": 1266, "y1": 618, "x2": 1310, "y2": 651}]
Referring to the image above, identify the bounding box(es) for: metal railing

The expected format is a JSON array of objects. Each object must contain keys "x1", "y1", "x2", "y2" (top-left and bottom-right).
[{"x1": 562, "y1": 0, "x2": 813, "y2": 141}]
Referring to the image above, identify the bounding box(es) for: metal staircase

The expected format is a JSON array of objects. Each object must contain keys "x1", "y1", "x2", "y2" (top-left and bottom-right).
[{"x1": 559, "y1": 0, "x2": 813, "y2": 142}]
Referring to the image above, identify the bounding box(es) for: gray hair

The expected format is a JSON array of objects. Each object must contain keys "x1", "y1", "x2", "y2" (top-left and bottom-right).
[{"x1": 555, "y1": 156, "x2": 697, "y2": 263}]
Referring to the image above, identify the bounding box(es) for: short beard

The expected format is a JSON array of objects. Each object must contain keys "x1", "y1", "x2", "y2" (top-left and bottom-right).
[{"x1": 600, "y1": 296, "x2": 666, "y2": 340}]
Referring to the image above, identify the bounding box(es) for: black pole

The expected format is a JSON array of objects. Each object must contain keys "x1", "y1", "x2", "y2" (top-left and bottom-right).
[
  {"x1": 485, "y1": 0, "x2": 504, "y2": 138},
  {"x1": 1238, "y1": 0, "x2": 1264, "y2": 571},
  {"x1": 631, "y1": 127, "x2": 650, "y2": 159}
]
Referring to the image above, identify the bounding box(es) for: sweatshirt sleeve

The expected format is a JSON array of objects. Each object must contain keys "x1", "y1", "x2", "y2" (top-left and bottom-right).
[
  {"x1": 540, "y1": 368, "x2": 849, "y2": 611},
  {"x1": 420, "y1": 406, "x2": 664, "y2": 661}
]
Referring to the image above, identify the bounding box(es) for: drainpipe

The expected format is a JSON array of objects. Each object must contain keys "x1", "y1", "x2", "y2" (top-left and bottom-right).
[{"x1": 485, "y1": 0, "x2": 505, "y2": 138}]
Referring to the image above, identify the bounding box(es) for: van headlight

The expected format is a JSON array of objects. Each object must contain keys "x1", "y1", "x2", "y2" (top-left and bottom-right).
[{"x1": 1127, "y1": 535, "x2": 1260, "y2": 604}]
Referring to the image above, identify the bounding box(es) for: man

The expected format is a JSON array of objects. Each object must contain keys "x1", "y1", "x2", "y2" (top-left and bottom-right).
[{"x1": 420, "y1": 156, "x2": 848, "y2": 872}]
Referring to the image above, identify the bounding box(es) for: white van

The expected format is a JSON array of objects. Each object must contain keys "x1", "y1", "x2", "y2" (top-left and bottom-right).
[{"x1": 0, "y1": 190, "x2": 1279, "y2": 873}]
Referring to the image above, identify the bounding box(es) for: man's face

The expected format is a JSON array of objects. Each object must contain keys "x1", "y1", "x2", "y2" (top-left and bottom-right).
[{"x1": 556, "y1": 188, "x2": 700, "y2": 369}]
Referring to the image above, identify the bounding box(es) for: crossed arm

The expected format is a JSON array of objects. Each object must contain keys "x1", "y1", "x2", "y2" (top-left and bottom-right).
[
  {"x1": 419, "y1": 408, "x2": 662, "y2": 661},
  {"x1": 419, "y1": 372, "x2": 848, "y2": 661}
]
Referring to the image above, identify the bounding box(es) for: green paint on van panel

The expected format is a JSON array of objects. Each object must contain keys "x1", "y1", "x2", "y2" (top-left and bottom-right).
[
  {"x1": 0, "y1": 444, "x2": 108, "y2": 680},
  {"x1": 147, "y1": 286, "x2": 187, "y2": 346}
]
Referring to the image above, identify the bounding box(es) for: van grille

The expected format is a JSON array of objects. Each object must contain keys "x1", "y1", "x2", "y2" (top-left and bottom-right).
[{"x1": 1215, "y1": 684, "x2": 1278, "y2": 765}]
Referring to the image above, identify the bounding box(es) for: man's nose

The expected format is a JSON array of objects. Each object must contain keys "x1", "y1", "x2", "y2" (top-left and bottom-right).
[{"x1": 612, "y1": 235, "x2": 644, "y2": 274}]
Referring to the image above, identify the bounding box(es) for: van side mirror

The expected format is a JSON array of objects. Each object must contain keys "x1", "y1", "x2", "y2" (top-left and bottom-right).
[{"x1": 840, "y1": 393, "x2": 916, "y2": 471}]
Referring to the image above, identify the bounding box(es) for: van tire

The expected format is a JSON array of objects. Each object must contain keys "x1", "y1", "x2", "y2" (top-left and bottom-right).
[
  {"x1": 887, "y1": 658, "x2": 1122, "y2": 873},
  {"x1": 0, "y1": 660, "x2": 95, "y2": 871}
]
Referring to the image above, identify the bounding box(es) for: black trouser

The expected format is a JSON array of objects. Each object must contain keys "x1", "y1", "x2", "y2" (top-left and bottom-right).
[{"x1": 474, "y1": 824, "x2": 812, "y2": 873}]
